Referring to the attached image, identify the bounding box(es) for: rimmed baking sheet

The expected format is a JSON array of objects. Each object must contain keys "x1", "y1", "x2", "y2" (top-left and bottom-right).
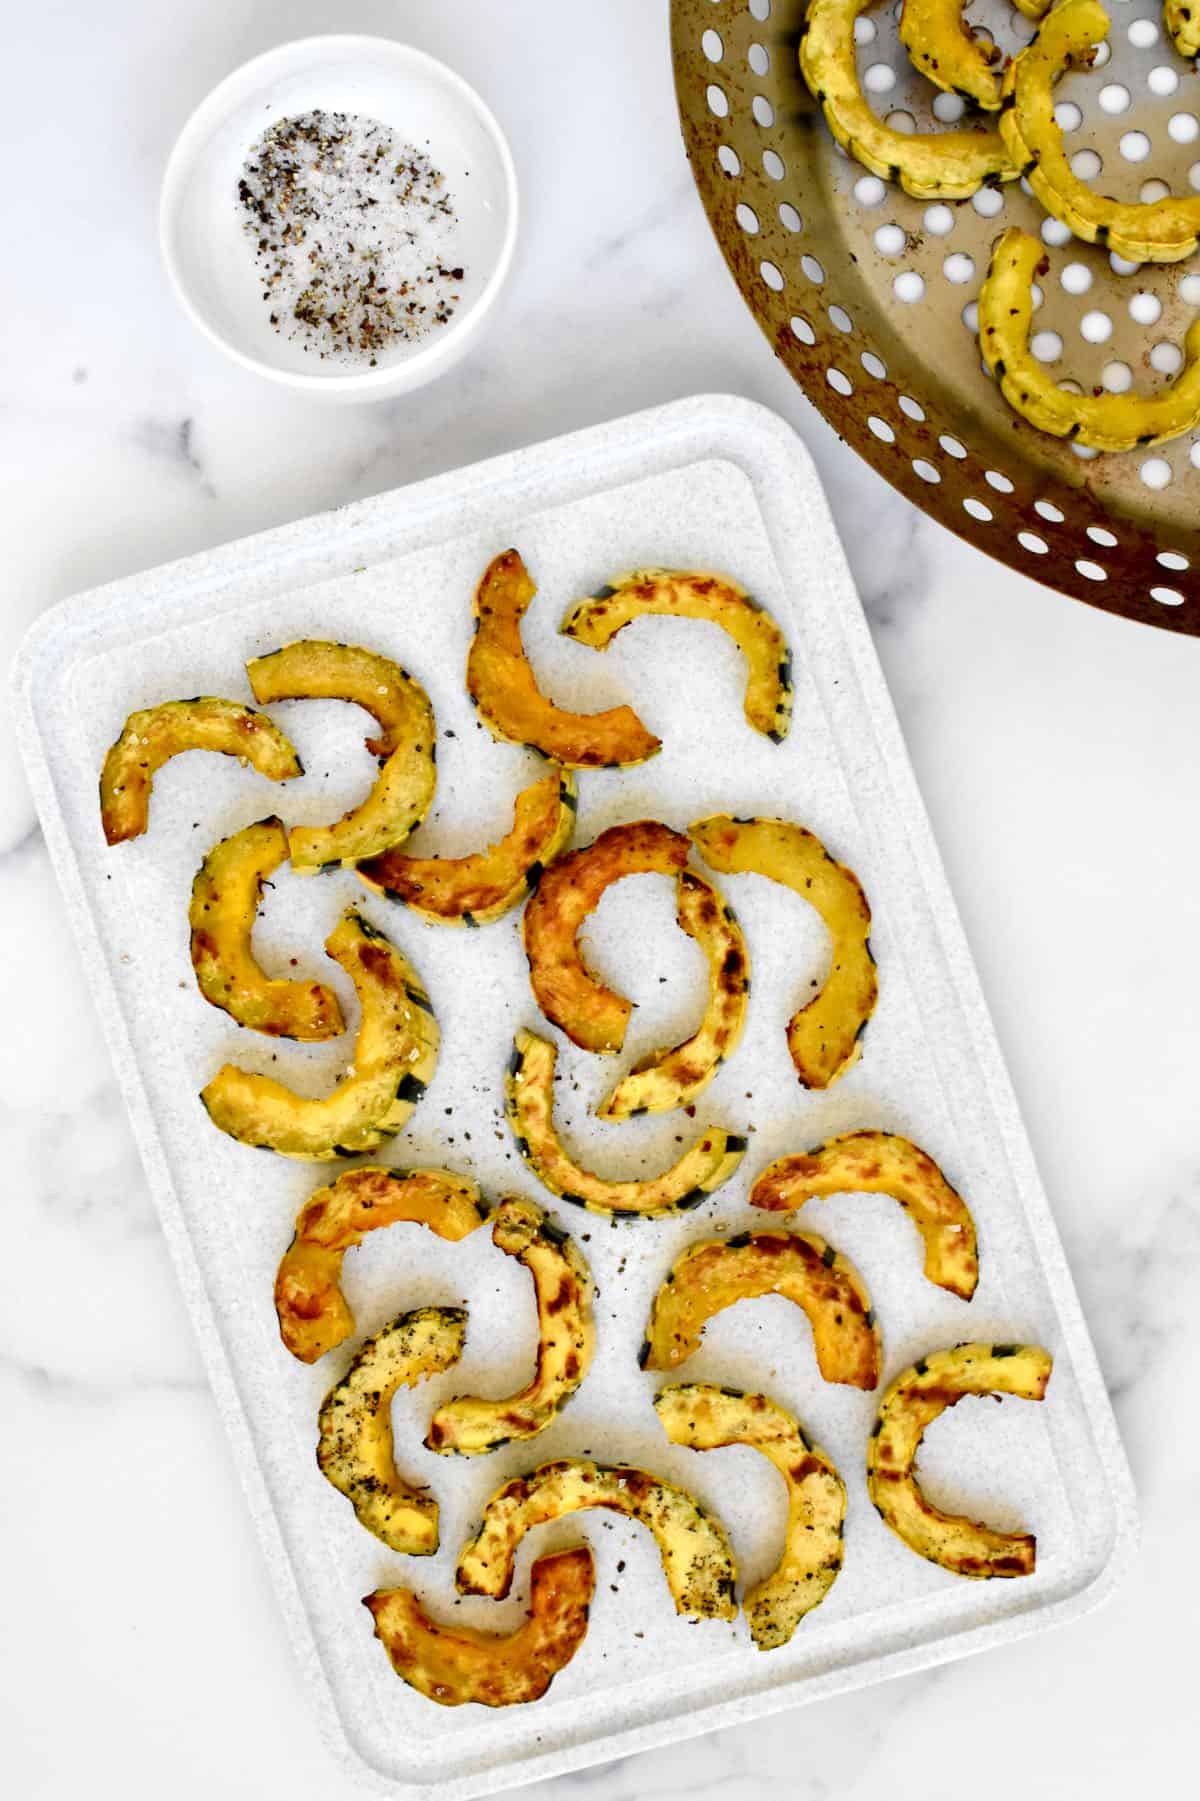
[{"x1": 13, "y1": 394, "x2": 1135, "y2": 1798}]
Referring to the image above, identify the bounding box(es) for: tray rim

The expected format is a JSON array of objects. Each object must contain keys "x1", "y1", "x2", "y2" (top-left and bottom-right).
[{"x1": 11, "y1": 393, "x2": 1138, "y2": 1799}]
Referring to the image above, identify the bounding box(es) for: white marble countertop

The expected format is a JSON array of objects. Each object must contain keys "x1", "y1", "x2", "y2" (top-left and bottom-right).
[{"x1": 2, "y1": 2, "x2": 1195, "y2": 1796}]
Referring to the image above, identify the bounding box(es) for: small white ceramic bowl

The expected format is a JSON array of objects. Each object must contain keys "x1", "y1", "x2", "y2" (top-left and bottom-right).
[{"x1": 160, "y1": 35, "x2": 518, "y2": 401}]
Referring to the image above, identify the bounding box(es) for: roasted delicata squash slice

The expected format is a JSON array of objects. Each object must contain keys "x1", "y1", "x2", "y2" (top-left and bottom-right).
[
  {"x1": 868, "y1": 1342, "x2": 1053, "y2": 1577},
  {"x1": 598, "y1": 870, "x2": 749, "y2": 1119},
  {"x1": 654, "y1": 1384, "x2": 846, "y2": 1650},
  {"x1": 522, "y1": 820, "x2": 691, "y2": 1054},
  {"x1": 799, "y1": 0, "x2": 1018, "y2": 199},
  {"x1": 99, "y1": 697, "x2": 301, "y2": 845},
  {"x1": 246, "y1": 639, "x2": 436, "y2": 872},
  {"x1": 249, "y1": 640, "x2": 423, "y2": 761},
  {"x1": 981, "y1": 229, "x2": 1200, "y2": 449},
  {"x1": 466, "y1": 549, "x2": 660, "y2": 768},
  {"x1": 201, "y1": 910, "x2": 439, "y2": 1161},
  {"x1": 358, "y1": 768, "x2": 577, "y2": 926},
  {"x1": 506, "y1": 1029, "x2": 746, "y2": 1219},
  {"x1": 898, "y1": 0, "x2": 1005, "y2": 111},
  {"x1": 750, "y1": 1131, "x2": 979, "y2": 1301},
  {"x1": 275, "y1": 1165, "x2": 487, "y2": 1362},
  {"x1": 426, "y1": 1197, "x2": 595, "y2": 1455},
  {"x1": 365, "y1": 1547, "x2": 595, "y2": 1707},
  {"x1": 457, "y1": 1459, "x2": 738, "y2": 1619},
  {"x1": 1165, "y1": 0, "x2": 1200, "y2": 60},
  {"x1": 317, "y1": 1306, "x2": 466, "y2": 1554},
  {"x1": 560, "y1": 569, "x2": 793, "y2": 742},
  {"x1": 641, "y1": 1231, "x2": 880, "y2": 1389},
  {"x1": 1000, "y1": 1, "x2": 1200, "y2": 262},
  {"x1": 189, "y1": 817, "x2": 344, "y2": 1040},
  {"x1": 690, "y1": 814, "x2": 876, "y2": 1090}
]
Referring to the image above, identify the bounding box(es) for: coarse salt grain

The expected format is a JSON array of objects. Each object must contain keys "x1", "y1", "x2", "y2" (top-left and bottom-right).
[{"x1": 237, "y1": 110, "x2": 466, "y2": 366}]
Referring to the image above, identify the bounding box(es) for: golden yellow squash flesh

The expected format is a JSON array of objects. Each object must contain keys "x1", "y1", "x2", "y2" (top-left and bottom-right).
[
  {"x1": 188, "y1": 817, "x2": 344, "y2": 1040},
  {"x1": 456, "y1": 1458, "x2": 738, "y2": 1620},
  {"x1": 799, "y1": 0, "x2": 1018, "y2": 199},
  {"x1": 898, "y1": 0, "x2": 1005, "y2": 111},
  {"x1": 274, "y1": 1165, "x2": 487, "y2": 1363},
  {"x1": 200, "y1": 909, "x2": 439, "y2": 1161},
  {"x1": 358, "y1": 767, "x2": 577, "y2": 926},
  {"x1": 641, "y1": 1230, "x2": 881, "y2": 1389},
  {"x1": 654, "y1": 1383, "x2": 846, "y2": 1650},
  {"x1": 426, "y1": 1197, "x2": 595, "y2": 1455},
  {"x1": 522, "y1": 819, "x2": 692, "y2": 1054},
  {"x1": 750, "y1": 1130, "x2": 979, "y2": 1300},
  {"x1": 466, "y1": 549, "x2": 660, "y2": 768},
  {"x1": 1165, "y1": 0, "x2": 1200, "y2": 59},
  {"x1": 248, "y1": 639, "x2": 422, "y2": 760},
  {"x1": 560, "y1": 568, "x2": 793, "y2": 741},
  {"x1": 317, "y1": 1306, "x2": 466, "y2": 1554},
  {"x1": 980, "y1": 229, "x2": 1200, "y2": 450},
  {"x1": 689, "y1": 813, "x2": 876, "y2": 1090},
  {"x1": 246, "y1": 639, "x2": 437, "y2": 872},
  {"x1": 868, "y1": 1341, "x2": 1053, "y2": 1577},
  {"x1": 365, "y1": 1547, "x2": 595, "y2": 1707},
  {"x1": 506, "y1": 1029, "x2": 747, "y2": 1219},
  {"x1": 99, "y1": 697, "x2": 301, "y2": 845},
  {"x1": 1000, "y1": 0, "x2": 1200, "y2": 263},
  {"x1": 598, "y1": 870, "x2": 750, "y2": 1120}
]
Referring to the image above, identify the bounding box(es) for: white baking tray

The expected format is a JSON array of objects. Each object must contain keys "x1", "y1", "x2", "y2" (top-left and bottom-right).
[{"x1": 13, "y1": 395, "x2": 1135, "y2": 1798}]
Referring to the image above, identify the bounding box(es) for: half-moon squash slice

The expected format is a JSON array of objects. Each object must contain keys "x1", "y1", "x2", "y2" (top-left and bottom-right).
[
  {"x1": 980, "y1": 229, "x2": 1200, "y2": 449},
  {"x1": 317, "y1": 1306, "x2": 466, "y2": 1554},
  {"x1": 597, "y1": 869, "x2": 750, "y2": 1119},
  {"x1": 248, "y1": 640, "x2": 423, "y2": 759},
  {"x1": 506, "y1": 1029, "x2": 746, "y2": 1219},
  {"x1": 800, "y1": 0, "x2": 1019, "y2": 199},
  {"x1": 426, "y1": 1197, "x2": 595, "y2": 1455},
  {"x1": 466, "y1": 549, "x2": 661, "y2": 768},
  {"x1": 358, "y1": 768, "x2": 576, "y2": 926},
  {"x1": 99, "y1": 697, "x2": 301, "y2": 845},
  {"x1": 750, "y1": 1131, "x2": 979, "y2": 1300},
  {"x1": 560, "y1": 569, "x2": 793, "y2": 741},
  {"x1": 246, "y1": 640, "x2": 436, "y2": 872},
  {"x1": 189, "y1": 817, "x2": 344, "y2": 1040},
  {"x1": 640, "y1": 1230, "x2": 880, "y2": 1388},
  {"x1": 867, "y1": 1341, "x2": 1052, "y2": 1576},
  {"x1": 274, "y1": 1165, "x2": 487, "y2": 1363},
  {"x1": 654, "y1": 1383, "x2": 846, "y2": 1650},
  {"x1": 456, "y1": 1458, "x2": 738, "y2": 1620},
  {"x1": 200, "y1": 909, "x2": 439, "y2": 1161},
  {"x1": 522, "y1": 820, "x2": 691, "y2": 1054},
  {"x1": 898, "y1": 0, "x2": 1005, "y2": 111},
  {"x1": 689, "y1": 814, "x2": 876, "y2": 1089},
  {"x1": 364, "y1": 1547, "x2": 595, "y2": 1707},
  {"x1": 1000, "y1": 1, "x2": 1200, "y2": 262}
]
